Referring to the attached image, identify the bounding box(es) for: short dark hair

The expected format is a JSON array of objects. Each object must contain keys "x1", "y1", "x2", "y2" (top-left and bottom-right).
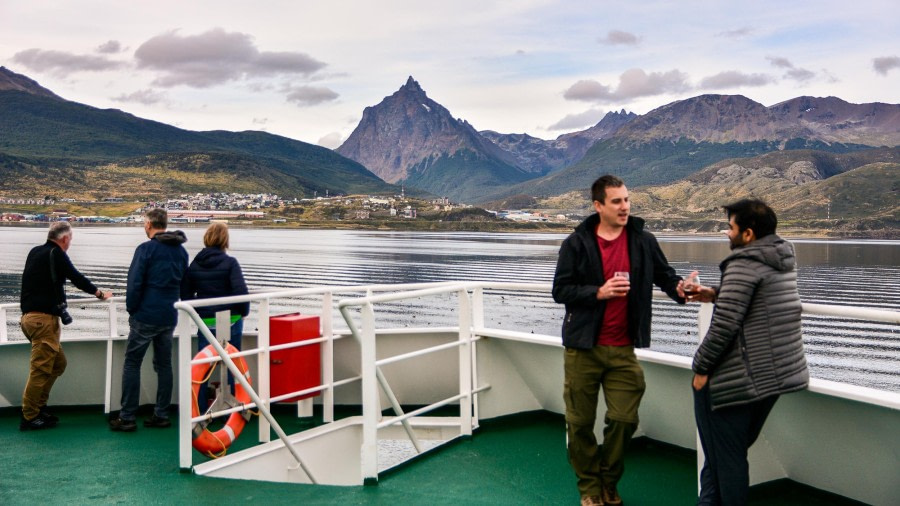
[
  {"x1": 591, "y1": 175, "x2": 625, "y2": 204},
  {"x1": 47, "y1": 221, "x2": 72, "y2": 241},
  {"x1": 723, "y1": 199, "x2": 777, "y2": 239},
  {"x1": 145, "y1": 208, "x2": 168, "y2": 230}
]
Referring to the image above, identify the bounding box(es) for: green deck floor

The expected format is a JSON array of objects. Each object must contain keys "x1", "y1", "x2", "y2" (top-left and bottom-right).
[{"x1": 0, "y1": 407, "x2": 863, "y2": 505}]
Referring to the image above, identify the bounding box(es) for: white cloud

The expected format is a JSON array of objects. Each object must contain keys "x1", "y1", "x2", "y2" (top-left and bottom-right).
[
  {"x1": 547, "y1": 108, "x2": 607, "y2": 130},
  {"x1": 111, "y1": 89, "x2": 166, "y2": 105},
  {"x1": 699, "y1": 71, "x2": 774, "y2": 89},
  {"x1": 12, "y1": 48, "x2": 124, "y2": 75},
  {"x1": 766, "y1": 56, "x2": 794, "y2": 69},
  {"x1": 564, "y1": 69, "x2": 691, "y2": 103},
  {"x1": 96, "y1": 40, "x2": 122, "y2": 54},
  {"x1": 872, "y1": 56, "x2": 900, "y2": 75},
  {"x1": 597, "y1": 30, "x2": 640, "y2": 46},
  {"x1": 318, "y1": 132, "x2": 344, "y2": 149},
  {"x1": 716, "y1": 27, "x2": 754, "y2": 38},
  {"x1": 766, "y1": 56, "x2": 816, "y2": 82},
  {"x1": 134, "y1": 28, "x2": 327, "y2": 88},
  {"x1": 285, "y1": 85, "x2": 339, "y2": 106}
]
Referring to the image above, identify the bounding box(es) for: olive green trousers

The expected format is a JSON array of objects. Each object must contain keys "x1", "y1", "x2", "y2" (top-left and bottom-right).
[{"x1": 563, "y1": 345, "x2": 645, "y2": 497}]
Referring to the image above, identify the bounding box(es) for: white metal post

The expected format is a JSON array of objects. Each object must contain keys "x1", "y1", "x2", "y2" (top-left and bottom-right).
[
  {"x1": 0, "y1": 307, "x2": 8, "y2": 343},
  {"x1": 257, "y1": 299, "x2": 271, "y2": 443},
  {"x1": 215, "y1": 310, "x2": 230, "y2": 401},
  {"x1": 360, "y1": 302, "x2": 378, "y2": 483},
  {"x1": 104, "y1": 300, "x2": 118, "y2": 414},
  {"x1": 470, "y1": 287, "x2": 484, "y2": 426},
  {"x1": 176, "y1": 311, "x2": 193, "y2": 471},
  {"x1": 457, "y1": 289, "x2": 473, "y2": 436},
  {"x1": 322, "y1": 291, "x2": 334, "y2": 423},
  {"x1": 471, "y1": 287, "x2": 485, "y2": 328},
  {"x1": 696, "y1": 302, "x2": 714, "y2": 495}
]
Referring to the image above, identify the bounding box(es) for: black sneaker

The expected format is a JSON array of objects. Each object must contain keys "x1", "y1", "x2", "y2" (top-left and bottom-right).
[
  {"x1": 20, "y1": 415, "x2": 57, "y2": 431},
  {"x1": 39, "y1": 406, "x2": 59, "y2": 424},
  {"x1": 109, "y1": 417, "x2": 137, "y2": 432},
  {"x1": 143, "y1": 415, "x2": 171, "y2": 428}
]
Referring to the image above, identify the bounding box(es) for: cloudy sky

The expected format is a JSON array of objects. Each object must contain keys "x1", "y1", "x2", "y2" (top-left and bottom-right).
[{"x1": 2, "y1": 1, "x2": 898, "y2": 148}]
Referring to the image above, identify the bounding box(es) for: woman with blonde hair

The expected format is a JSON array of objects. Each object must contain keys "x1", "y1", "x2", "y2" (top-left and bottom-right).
[{"x1": 181, "y1": 222, "x2": 249, "y2": 412}]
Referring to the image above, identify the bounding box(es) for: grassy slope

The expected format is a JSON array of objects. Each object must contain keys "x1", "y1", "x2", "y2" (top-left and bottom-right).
[{"x1": 0, "y1": 91, "x2": 394, "y2": 198}]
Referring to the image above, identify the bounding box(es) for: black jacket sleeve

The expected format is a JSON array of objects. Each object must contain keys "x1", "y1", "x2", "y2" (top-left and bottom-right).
[
  {"x1": 648, "y1": 234, "x2": 684, "y2": 303},
  {"x1": 56, "y1": 248, "x2": 98, "y2": 296},
  {"x1": 552, "y1": 237, "x2": 600, "y2": 306}
]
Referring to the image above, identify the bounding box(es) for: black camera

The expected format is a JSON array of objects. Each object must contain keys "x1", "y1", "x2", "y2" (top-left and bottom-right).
[{"x1": 57, "y1": 302, "x2": 73, "y2": 326}]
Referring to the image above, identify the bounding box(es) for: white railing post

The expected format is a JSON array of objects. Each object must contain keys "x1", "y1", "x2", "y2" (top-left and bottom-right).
[
  {"x1": 0, "y1": 306, "x2": 8, "y2": 343},
  {"x1": 104, "y1": 300, "x2": 118, "y2": 414},
  {"x1": 471, "y1": 287, "x2": 485, "y2": 328},
  {"x1": 322, "y1": 291, "x2": 334, "y2": 423},
  {"x1": 257, "y1": 299, "x2": 271, "y2": 443},
  {"x1": 176, "y1": 310, "x2": 194, "y2": 471},
  {"x1": 360, "y1": 302, "x2": 378, "y2": 483},
  {"x1": 458, "y1": 289, "x2": 473, "y2": 436},
  {"x1": 695, "y1": 302, "x2": 714, "y2": 494},
  {"x1": 470, "y1": 287, "x2": 484, "y2": 425}
]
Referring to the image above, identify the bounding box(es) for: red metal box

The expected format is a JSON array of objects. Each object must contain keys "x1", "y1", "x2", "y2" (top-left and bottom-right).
[{"x1": 269, "y1": 313, "x2": 321, "y2": 402}]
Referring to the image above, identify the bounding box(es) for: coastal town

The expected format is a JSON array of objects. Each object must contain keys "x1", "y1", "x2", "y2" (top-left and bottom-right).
[{"x1": 0, "y1": 193, "x2": 573, "y2": 225}]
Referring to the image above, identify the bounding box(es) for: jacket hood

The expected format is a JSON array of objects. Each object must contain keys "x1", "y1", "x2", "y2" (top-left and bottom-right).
[
  {"x1": 575, "y1": 213, "x2": 645, "y2": 236},
  {"x1": 154, "y1": 230, "x2": 188, "y2": 246},
  {"x1": 722, "y1": 234, "x2": 796, "y2": 272},
  {"x1": 193, "y1": 246, "x2": 228, "y2": 268}
]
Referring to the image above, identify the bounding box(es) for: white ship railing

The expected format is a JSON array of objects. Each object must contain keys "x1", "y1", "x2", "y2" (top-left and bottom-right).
[{"x1": 2, "y1": 282, "x2": 898, "y2": 495}]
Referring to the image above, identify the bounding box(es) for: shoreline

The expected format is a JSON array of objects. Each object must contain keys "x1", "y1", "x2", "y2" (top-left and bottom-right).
[{"x1": 1, "y1": 220, "x2": 897, "y2": 240}]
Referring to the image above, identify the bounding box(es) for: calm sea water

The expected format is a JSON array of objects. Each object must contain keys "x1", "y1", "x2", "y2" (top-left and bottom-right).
[{"x1": 1, "y1": 225, "x2": 897, "y2": 392}]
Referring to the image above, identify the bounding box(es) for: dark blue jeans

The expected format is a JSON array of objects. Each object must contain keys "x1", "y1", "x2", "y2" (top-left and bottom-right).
[
  {"x1": 196, "y1": 319, "x2": 243, "y2": 412},
  {"x1": 120, "y1": 316, "x2": 175, "y2": 421},
  {"x1": 693, "y1": 383, "x2": 778, "y2": 506}
]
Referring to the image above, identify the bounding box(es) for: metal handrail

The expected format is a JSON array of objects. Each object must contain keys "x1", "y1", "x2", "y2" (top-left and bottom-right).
[
  {"x1": 175, "y1": 302, "x2": 317, "y2": 483},
  {"x1": 337, "y1": 282, "x2": 478, "y2": 479}
]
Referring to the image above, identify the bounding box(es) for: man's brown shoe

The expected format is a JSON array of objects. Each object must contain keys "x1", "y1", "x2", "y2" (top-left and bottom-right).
[
  {"x1": 580, "y1": 495, "x2": 604, "y2": 506},
  {"x1": 601, "y1": 486, "x2": 622, "y2": 506}
]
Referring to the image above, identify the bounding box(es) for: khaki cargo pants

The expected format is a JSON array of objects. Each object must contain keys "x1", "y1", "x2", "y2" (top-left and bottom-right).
[
  {"x1": 20, "y1": 312, "x2": 66, "y2": 421},
  {"x1": 564, "y1": 345, "x2": 645, "y2": 497}
]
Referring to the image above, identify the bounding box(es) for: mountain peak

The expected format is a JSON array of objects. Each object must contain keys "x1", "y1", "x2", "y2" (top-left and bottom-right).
[
  {"x1": 402, "y1": 76, "x2": 424, "y2": 93},
  {"x1": 0, "y1": 67, "x2": 62, "y2": 100}
]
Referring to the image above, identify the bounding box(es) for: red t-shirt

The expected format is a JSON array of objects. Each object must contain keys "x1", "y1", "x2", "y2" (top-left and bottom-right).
[{"x1": 596, "y1": 228, "x2": 631, "y2": 346}]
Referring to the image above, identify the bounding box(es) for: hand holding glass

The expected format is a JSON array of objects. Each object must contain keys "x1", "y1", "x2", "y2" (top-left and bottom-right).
[{"x1": 683, "y1": 273, "x2": 700, "y2": 295}]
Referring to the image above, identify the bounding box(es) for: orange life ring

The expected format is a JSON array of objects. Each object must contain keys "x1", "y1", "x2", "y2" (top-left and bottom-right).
[{"x1": 191, "y1": 343, "x2": 253, "y2": 458}]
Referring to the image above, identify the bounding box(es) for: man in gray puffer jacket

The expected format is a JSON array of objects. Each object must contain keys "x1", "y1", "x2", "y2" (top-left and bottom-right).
[{"x1": 686, "y1": 199, "x2": 808, "y2": 505}]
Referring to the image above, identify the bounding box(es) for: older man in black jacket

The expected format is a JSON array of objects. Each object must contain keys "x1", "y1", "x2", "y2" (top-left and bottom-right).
[
  {"x1": 553, "y1": 175, "x2": 685, "y2": 506},
  {"x1": 19, "y1": 222, "x2": 111, "y2": 431},
  {"x1": 686, "y1": 199, "x2": 808, "y2": 505}
]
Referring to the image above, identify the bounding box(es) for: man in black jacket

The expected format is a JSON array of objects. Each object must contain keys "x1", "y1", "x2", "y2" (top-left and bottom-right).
[
  {"x1": 553, "y1": 175, "x2": 685, "y2": 506},
  {"x1": 19, "y1": 222, "x2": 111, "y2": 431}
]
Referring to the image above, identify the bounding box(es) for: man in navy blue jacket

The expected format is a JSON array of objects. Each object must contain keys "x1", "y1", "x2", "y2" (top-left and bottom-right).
[{"x1": 110, "y1": 208, "x2": 188, "y2": 432}]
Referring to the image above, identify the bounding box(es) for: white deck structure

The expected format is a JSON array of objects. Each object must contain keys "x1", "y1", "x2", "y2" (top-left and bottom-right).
[{"x1": 1, "y1": 283, "x2": 898, "y2": 504}]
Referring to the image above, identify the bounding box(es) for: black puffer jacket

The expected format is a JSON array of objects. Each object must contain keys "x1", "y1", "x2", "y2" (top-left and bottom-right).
[
  {"x1": 693, "y1": 234, "x2": 809, "y2": 409},
  {"x1": 181, "y1": 247, "x2": 250, "y2": 320},
  {"x1": 552, "y1": 214, "x2": 684, "y2": 350}
]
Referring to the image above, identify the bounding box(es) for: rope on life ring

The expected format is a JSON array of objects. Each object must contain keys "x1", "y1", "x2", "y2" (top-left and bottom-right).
[{"x1": 191, "y1": 343, "x2": 253, "y2": 458}]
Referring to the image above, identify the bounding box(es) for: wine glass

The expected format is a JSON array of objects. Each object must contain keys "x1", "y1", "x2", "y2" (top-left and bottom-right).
[{"x1": 683, "y1": 272, "x2": 700, "y2": 295}]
